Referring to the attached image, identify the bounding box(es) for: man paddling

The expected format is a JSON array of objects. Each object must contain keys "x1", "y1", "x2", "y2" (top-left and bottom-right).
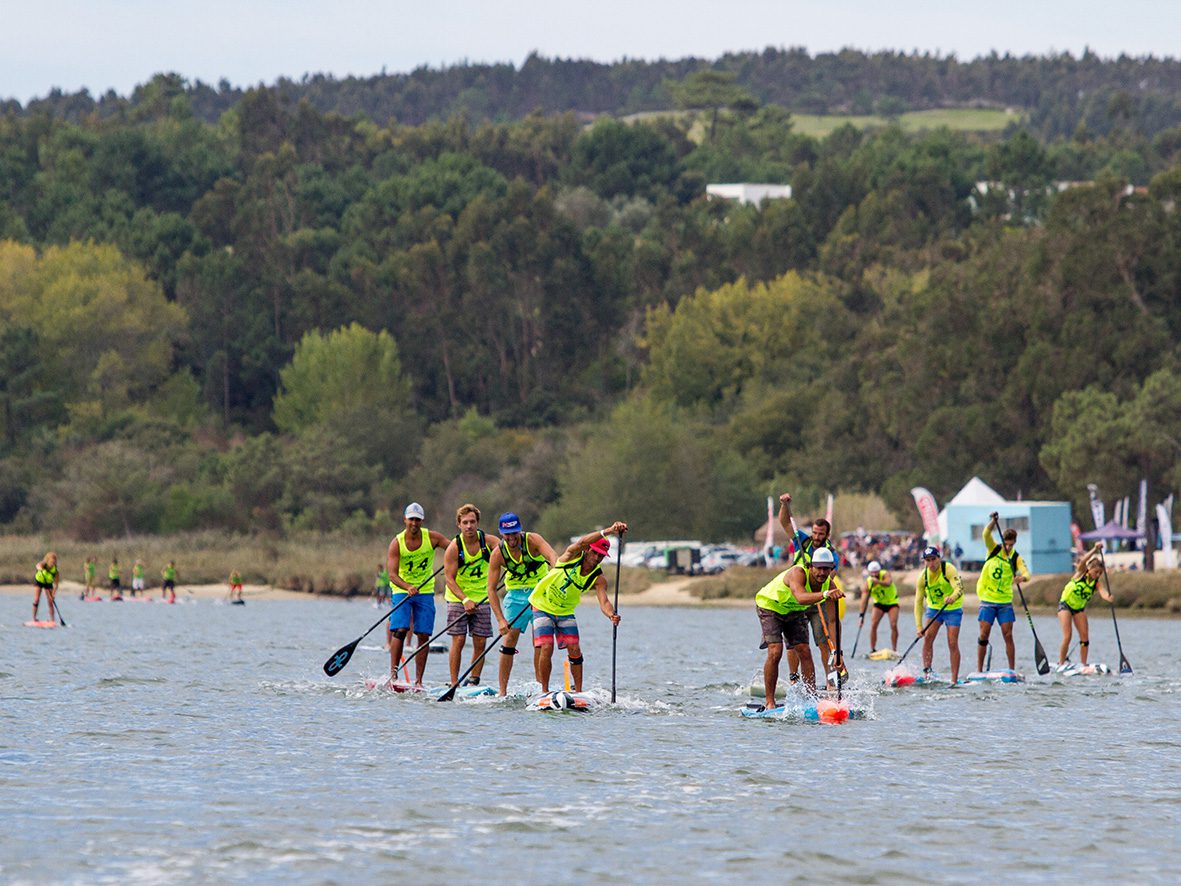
[
  {"x1": 975, "y1": 512, "x2": 1031, "y2": 671},
  {"x1": 32, "y1": 551, "x2": 60, "y2": 623},
  {"x1": 387, "y1": 502, "x2": 449, "y2": 686},
  {"x1": 755, "y1": 546, "x2": 845, "y2": 708},
  {"x1": 528, "y1": 521, "x2": 626, "y2": 693},
  {"x1": 778, "y1": 493, "x2": 845, "y2": 682},
  {"x1": 487, "y1": 512, "x2": 556, "y2": 696},
  {"x1": 443, "y1": 504, "x2": 500, "y2": 687},
  {"x1": 916, "y1": 546, "x2": 964, "y2": 683}
]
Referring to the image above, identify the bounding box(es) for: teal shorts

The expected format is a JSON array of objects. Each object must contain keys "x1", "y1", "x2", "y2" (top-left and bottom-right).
[{"x1": 503, "y1": 589, "x2": 534, "y2": 631}]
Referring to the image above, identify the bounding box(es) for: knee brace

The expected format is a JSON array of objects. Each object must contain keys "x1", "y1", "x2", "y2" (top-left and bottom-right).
[
  {"x1": 568, "y1": 655, "x2": 584, "y2": 666},
  {"x1": 500, "y1": 645, "x2": 518, "y2": 656},
  {"x1": 1080, "y1": 640, "x2": 1089, "y2": 647},
  {"x1": 392, "y1": 628, "x2": 408, "y2": 640},
  {"x1": 978, "y1": 638, "x2": 989, "y2": 647}
]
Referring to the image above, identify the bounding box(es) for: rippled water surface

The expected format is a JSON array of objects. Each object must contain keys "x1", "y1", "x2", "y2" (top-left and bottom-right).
[{"x1": 2, "y1": 595, "x2": 1179, "y2": 884}]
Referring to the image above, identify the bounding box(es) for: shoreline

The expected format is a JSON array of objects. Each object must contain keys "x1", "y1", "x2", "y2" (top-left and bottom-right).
[{"x1": 3, "y1": 577, "x2": 1175, "y2": 616}]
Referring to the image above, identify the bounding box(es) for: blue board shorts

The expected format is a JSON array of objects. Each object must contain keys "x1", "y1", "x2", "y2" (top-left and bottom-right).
[
  {"x1": 389, "y1": 592, "x2": 436, "y2": 633},
  {"x1": 925, "y1": 607, "x2": 963, "y2": 627},
  {"x1": 532, "y1": 608, "x2": 578, "y2": 648},
  {"x1": 503, "y1": 589, "x2": 534, "y2": 631},
  {"x1": 978, "y1": 602, "x2": 1016, "y2": 625}
]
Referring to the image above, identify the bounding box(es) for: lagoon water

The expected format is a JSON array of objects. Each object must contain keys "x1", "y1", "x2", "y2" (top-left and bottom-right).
[{"x1": 2, "y1": 595, "x2": 1179, "y2": 884}]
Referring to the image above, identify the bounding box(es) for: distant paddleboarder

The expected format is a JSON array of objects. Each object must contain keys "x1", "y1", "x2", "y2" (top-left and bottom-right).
[
  {"x1": 387, "y1": 502, "x2": 449, "y2": 686},
  {"x1": 1056, "y1": 543, "x2": 1113, "y2": 670},
  {"x1": 486, "y1": 512, "x2": 556, "y2": 696},
  {"x1": 975, "y1": 513, "x2": 1031, "y2": 672},
  {"x1": 161, "y1": 561, "x2": 178, "y2": 603},
  {"x1": 859, "y1": 560, "x2": 900, "y2": 654},
  {"x1": 33, "y1": 551, "x2": 60, "y2": 624},
  {"x1": 108, "y1": 558, "x2": 122, "y2": 601},
  {"x1": 528, "y1": 521, "x2": 626, "y2": 693},
  {"x1": 229, "y1": 569, "x2": 244, "y2": 602}
]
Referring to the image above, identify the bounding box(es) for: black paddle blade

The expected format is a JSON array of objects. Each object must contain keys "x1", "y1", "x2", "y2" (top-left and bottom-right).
[
  {"x1": 323, "y1": 639, "x2": 359, "y2": 676},
  {"x1": 436, "y1": 685, "x2": 457, "y2": 703},
  {"x1": 1119, "y1": 653, "x2": 1133, "y2": 675},
  {"x1": 1034, "y1": 641, "x2": 1051, "y2": 675}
]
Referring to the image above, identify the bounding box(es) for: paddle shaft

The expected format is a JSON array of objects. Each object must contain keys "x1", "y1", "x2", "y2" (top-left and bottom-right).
[
  {"x1": 898, "y1": 600, "x2": 951, "y2": 664},
  {"x1": 834, "y1": 600, "x2": 843, "y2": 701},
  {"x1": 437, "y1": 601, "x2": 531, "y2": 702},
  {"x1": 611, "y1": 531, "x2": 625, "y2": 703},
  {"x1": 1098, "y1": 548, "x2": 1133, "y2": 674},
  {"x1": 850, "y1": 613, "x2": 865, "y2": 659},
  {"x1": 1014, "y1": 581, "x2": 1051, "y2": 675},
  {"x1": 322, "y1": 564, "x2": 443, "y2": 676}
]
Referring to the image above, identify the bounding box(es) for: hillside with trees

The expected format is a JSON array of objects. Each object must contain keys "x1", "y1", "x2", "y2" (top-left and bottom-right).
[{"x1": 2, "y1": 54, "x2": 1181, "y2": 544}]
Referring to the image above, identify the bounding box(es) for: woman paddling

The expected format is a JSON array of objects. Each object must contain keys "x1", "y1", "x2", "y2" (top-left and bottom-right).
[
  {"x1": 33, "y1": 551, "x2": 60, "y2": 623},
  {"x1": 1056, "y1": 543, "x2": 1113, "y2": 671}
]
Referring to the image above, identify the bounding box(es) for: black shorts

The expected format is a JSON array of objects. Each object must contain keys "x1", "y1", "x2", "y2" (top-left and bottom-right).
[
  {"x1": 758, "y1": 606, "x2": 810, "y2": 648},
  {"x1": 110, "y1": 578, "x2": 121, "y2": 589},
  {"x1": 873, "y1": 602, "x2": 899, "y2": 613},
  {"x1": 1058, "y1": 601, "x2": 1084, "y2": 614},
  {"x1": 35, "y1": 580, "x2": 54, "y2": 590},
  {"x1": 163, "y1": 580, "x2": 175, "y2": 590}
]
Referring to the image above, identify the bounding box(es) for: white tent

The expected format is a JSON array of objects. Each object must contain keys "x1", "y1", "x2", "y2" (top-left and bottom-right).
[{"x1": 937, "y1": 476, "x2": 1005, "y2": 541}]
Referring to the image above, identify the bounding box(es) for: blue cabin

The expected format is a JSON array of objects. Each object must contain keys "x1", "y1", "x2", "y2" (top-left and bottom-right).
[{"x1": 944, "y1": 502, "x2": 1073, "y2": 575}]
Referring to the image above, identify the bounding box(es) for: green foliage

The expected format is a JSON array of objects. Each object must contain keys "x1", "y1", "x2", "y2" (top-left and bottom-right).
[{"x1": 537, "y1": 396, "x2": 761, "y2": 542}]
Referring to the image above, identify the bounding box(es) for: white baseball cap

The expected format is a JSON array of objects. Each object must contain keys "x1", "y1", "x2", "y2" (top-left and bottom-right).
[
  {"x1": 867, "y1": 560, "x2": 882, "y2": 574},
  {"x1": 811, "y1": 548, "x2": 836, "y2": 567},
  {"x1": 404, "y1": 502, "x2": 425, "y2": 520}
]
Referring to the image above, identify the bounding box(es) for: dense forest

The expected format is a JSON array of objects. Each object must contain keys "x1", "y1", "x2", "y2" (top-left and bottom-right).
[
  {"x1": 10, "y1": 48, "x2": 1181, "y2": 141},
  {"x1": 3, "y1": 51, "x2": 1181, "y2": 544}
]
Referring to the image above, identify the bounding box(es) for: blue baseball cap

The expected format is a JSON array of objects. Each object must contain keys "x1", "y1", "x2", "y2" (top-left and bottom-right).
[
  {"x1": 922, "y1": 546, "x2": 941, "y2": 560},
  {"x1": 498, "y1": 512, "x2": 523, "y2": 534}
]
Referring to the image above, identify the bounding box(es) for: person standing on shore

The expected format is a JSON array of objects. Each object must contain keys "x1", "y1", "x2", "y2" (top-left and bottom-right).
[
  {"x1": 131, "y1": 560, "x2": 145, "y2": 597},
  {"x1": 1056, "y1": 543, "x2": 1113, "y2": 669},
  {"x1": 387, "y1": 502, "x2": 449, "y2": 685},
  {"x1": 109, "y1": 558, "x2": 122, "y2": 601},
  {"x1": 33, "y1": 552, "x2": 60, "y2": 623},
  {"x1": 161, "y1": 561, "x2": 178, "y2": 603},
  {"x1": 975, "y1": 512, "x2": 1031, "y2": 671},
  {"x1": 754, "y1": 546, "x2": 845, "y2": 708},
  {"x1": 486, "y1": 512, "x2": 556, "y2": 696},
  {"x1": 528, "y1": 521, "x2": 626, "y2": 693},
  {"x1": 443, "y1": 504, "x2": 500, "y2": 687},
  {"x1": 916, "y1": 546, "x2": 964, "y2": 683},
  {"x1": 859, "y1": 560, "x2": 900, "y2": 654},
  {"x1": 778, "y1": 493, "x2": 845, "y2": 682}
]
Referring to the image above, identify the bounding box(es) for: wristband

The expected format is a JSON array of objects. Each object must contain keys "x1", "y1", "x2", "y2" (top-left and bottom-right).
[{"x1": 600, "y1": 530, "x2": 607, "y2": 539}]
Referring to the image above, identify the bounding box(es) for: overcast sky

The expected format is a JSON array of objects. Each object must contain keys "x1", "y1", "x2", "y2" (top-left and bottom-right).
[{"x1": 3, "y1": 0, "x2": 1178, "y2": 104}]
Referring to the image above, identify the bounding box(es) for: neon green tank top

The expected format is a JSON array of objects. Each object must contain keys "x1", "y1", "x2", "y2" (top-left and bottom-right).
[
  {"x1": 446, "y1": 532, "x2": 491, "y2": 603},
  {"x1": 395, "y1": 528, "x2": 436, "y2": 590},
  {"x1": 756, "y1": 567, "x2": 829, "y2": 615},
  {"x1": 1060, "y1": 575, "x2": 1098, "y2": 610},
  {"x1": 920, "y1": 563, "x2": 962, "y2": 610},
  {"x1": 133, "y1": 564, "x2": 144, "y2": 579},
  {"x1": 85, "y1": 562, "x2": 96, "y2": 579},
  {"x1": 976, "y1": 546, "x2": 1017, "y2": 604},
  {"x1": 528, "y1": 554, "x2": 603, "y2": 616},
  {"x1": 162, "y1": 566, "x2": 176, "y2": 581},
  {"x1": 866, "y1": 575, "x2": 899, "y2": 606},
  {"x1": 109, "y1": 564, "x2": 120, "y2": 580},
  {"x1": 500, "y1": 534, "x2": 550, "y2": 591},
  {"x1": 35, "y1": 563, "x2": 58, "y2": 585}
]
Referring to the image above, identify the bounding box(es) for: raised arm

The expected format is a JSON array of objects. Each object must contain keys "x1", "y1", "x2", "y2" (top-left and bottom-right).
[{"x1": 560, "y1": 521, "x2": 628, "y2": 562}]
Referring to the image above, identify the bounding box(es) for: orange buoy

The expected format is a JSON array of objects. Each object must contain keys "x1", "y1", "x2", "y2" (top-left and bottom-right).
[{"x1": 816, "y1": 699, "x2": 850, "y2": 724}]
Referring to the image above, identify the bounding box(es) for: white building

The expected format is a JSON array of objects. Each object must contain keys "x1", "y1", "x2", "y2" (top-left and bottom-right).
[{"x1": 705, "y1": 183, "x2": 792, "y2": 206}]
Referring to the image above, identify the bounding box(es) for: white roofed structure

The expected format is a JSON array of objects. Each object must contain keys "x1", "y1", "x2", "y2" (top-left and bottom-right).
[{"x1": 705, "y1": 183, "x2": 792, "y2": 206}]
